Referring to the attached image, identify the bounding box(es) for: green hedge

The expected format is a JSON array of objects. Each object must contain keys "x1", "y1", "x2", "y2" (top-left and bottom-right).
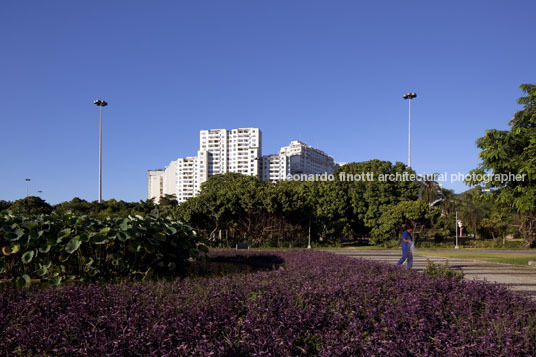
[{"x1": 0, "y1": 212, "x2": 208, "y2": 287}]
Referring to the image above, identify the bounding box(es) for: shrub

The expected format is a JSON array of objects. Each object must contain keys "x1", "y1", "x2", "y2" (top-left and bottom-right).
[
  {"x1": 0, "y1": 212, "x2": 207, "y2": 286},
  {"x1": 423, "y1": 259, "x2": 464, "y2": 280},
  {"x1": 380, "y1": 238, "x2": 400, "y2": 248}
]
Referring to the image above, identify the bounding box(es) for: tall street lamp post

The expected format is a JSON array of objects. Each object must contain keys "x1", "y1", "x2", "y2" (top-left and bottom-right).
[
  {"x1": 403, "y1": 92, "x2": 417, "y2": 168},
  {"x1": 93, "y1": 99, "x2": 108, "y2": 203},
  {"x1": 307, "y1": 217, "x2": 312, "y2": 249},
  {"x1": 455, "y1": 208, "x2": 460, "y2": 249},
  {"x1": 25, "y1": 178, "x2": 31, "y2": 197}
]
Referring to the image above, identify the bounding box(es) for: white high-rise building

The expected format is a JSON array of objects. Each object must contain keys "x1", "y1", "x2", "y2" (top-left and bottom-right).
[
  {"x1": 147, "y1": 169, "x2": 164, "y2": 203},
  {"x1": 227, "y1": 128, "x2": 261, "y2": 177},
  {"x1": 280, "y1": 140, "x2": 337, "y2": 176},
  {"x1": 176, "y1": 157, "x2": 197, "y2": 202},
  {"x1": 196, "y1": 149, "x2": 209, "y2": 192},
  {"x1": 163, "y1": 160, "x2": 177, "y2": 198},
  {"x1": 200, "y1": 129, "x2": 228, "y2": 176},
  {"x1": 148, "y1": 130, "x2": 337, "y2": 203},
  {"x1": 261, "y1": 154, "x2": 286, "y2": 181},
  {"x1": 199, "y1": 128, "x2": 261, "y2": 177},
  {"x1": 149, "y1": 128, "x2": 262, "y2": 203},
  {"x1": 261, "y1": 141, "x2": 337, "y2": 181}
]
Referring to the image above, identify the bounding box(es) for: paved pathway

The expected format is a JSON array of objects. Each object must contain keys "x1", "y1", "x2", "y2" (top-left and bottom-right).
[{"x1": 324, "y1": 249, "x2": 536, "y2": 298}]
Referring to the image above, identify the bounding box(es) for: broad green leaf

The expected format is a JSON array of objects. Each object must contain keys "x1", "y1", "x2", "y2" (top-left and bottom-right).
[
  {"x1": 166, "y1": 226, "x2": 177, "y2": 235},
  {"x1": 21, "y1": 251, "x2": 35, "y2": 264},
  {"x1": 65, "y1": 238, "x2": 81, "y2": 254},
  {"x1": 22, "y1": 221, "x2": 38, "y2": 230},
  {"x1": 50, "y1": 276, "x2": 62, "y2": 286},
  {"x1": 92, "y1": 236, "x2": 108, "y2": 244},
  {"x1": 5, "y1": 232, "x2": 19, "y2": 241},
  {"x1": 16, "y1": 274, "x2": 31, "y2": 288},
  {"x1": 119, "y1": 218, "x2": 129, "y2": 231},
  {"x1": 36, "y1": 266, "x2": 48, "y2": 277},
  {"x1": 38, "y1": 245, "x2": 51, "y2": 253},
  {"x1": 11, "y1": 244, "x2": 20, "y2": 254},
  {"x1": 57, "y1": 228, "x2": 72, "y2": 240},
  {"x1": 116, "y1": 231, "x2": 129, "y2": 242}
]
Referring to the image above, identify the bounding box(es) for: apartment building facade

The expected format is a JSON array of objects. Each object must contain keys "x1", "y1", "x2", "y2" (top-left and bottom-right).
[
  {"x1": 261, "y1": 141, "x2": 337, "y2": 182},
  {"x1": 148, "y1": 129, "x2": 337, "y2": 203},
  {"x1": 147, "y1": 169, "x2": 164, "y2": 203},
  {"x1": 149, "y1": 128, "x2": 262, "y2": 203}
]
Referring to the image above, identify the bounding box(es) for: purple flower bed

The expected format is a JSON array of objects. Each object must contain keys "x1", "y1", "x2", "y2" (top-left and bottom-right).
[{"x1": 1, "y1": 250, "x2": 536, "y2": 356}]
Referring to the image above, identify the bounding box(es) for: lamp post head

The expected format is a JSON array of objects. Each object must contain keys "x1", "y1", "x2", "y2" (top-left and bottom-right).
[
  {"x1": 25, "y1": 178, "x2": 31, "y2": 182},
  {"x1": 403, "y1": 92, "x2": 417, "y2": 100},
  {"x1": 94, "y1": 99, "x2": 108, "y2": 107}
]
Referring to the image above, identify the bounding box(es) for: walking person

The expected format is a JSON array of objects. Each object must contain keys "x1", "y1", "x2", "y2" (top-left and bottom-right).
[{"x1": 397, "y1": 227, "x2": 413, "y2": 268}]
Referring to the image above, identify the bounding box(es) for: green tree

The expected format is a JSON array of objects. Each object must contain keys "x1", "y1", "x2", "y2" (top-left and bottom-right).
[
  {"x1": 10, "y1": 196, "x2": 53, "y2": 215},
  {"x1": 335, "y1": 160, "x2": 420, "y2": 237},
  {"x1": 0, "y1": 200, "x2": 11, "y2": 212},
  {"x1": 157, "y1": 194, "x2": 178, "y2": 217},
  {"x1": 370, "y1": 200, "x2": 447, "y2": 245},
  {"x1": 174, "y1": 173, "x2": 268, "y2": 246},
  {"x1": 54, "y1": 197, "x2": 93, "y2": 215},
  {"x1": 458, "y1": 187, "x2": 490, "y2": 239},
  {"x1": 467, "y1": 84, "x2": 536, "y2": 245},
  {"x1": 438, "y1": 188, "x2": 457, "y2": 217},
  {"x1": 418, "y1": 174, "x2": 443, "y2": 206},
  {"x1": 480, "y1": 202, "x2": 513, "y2": 241}
]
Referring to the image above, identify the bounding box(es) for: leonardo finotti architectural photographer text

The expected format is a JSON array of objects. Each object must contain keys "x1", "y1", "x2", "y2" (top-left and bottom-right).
[{"x1": 286, "y1": 172, "x2": 527, "y2": 184}]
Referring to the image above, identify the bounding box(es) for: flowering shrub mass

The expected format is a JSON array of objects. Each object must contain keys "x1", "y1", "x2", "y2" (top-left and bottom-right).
[{"x1": 1, "y1": 250, "x2": 536, "y2": 356}]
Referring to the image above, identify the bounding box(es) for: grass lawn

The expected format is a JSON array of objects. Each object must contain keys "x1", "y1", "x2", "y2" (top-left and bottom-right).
[{"x1": 416, "y1": 251, "x2": 536, "y2": 266}]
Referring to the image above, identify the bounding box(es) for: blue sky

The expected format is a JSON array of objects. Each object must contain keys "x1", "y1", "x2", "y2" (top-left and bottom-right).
[{"x1": 1, "y1": 0, "x2": 534, "y2": 204}]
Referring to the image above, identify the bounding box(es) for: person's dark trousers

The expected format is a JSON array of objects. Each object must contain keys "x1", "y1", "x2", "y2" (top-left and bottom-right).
[{"x1": 397, "y1": 248, "x2": 413, "y2": 268}]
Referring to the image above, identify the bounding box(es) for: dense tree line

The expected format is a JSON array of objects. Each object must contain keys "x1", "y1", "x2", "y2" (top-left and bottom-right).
[
  {"x1": 1, "y1": 160, "x2": 524, "y2": 247},
  {"x1": 0, "y1": 197, "x2": 157, "y2": 220},
  {"x1": 171, "y1": 160, "x2": 454, "y2": 247}
]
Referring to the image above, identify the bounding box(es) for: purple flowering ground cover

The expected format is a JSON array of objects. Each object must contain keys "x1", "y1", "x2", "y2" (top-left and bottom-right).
[{"x1": 1, "y1": 251, "x2": 536, "y2": 356}]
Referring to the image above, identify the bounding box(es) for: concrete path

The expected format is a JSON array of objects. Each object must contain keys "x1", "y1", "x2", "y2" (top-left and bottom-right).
[{"x1": 324, "y1": 249, "x2": 536, "y2": 298}]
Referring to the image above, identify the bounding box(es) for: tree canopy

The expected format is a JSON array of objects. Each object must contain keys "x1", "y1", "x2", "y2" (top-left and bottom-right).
[{"x1": 468, "y1": 83, "x2": 536, "y2": 244}]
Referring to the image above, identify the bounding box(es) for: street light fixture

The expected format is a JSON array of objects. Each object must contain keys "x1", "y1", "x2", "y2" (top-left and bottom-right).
[
  {"x1": 93, "y1": 99, "x2": 108, "y2": 203},
  {"x1": 403, "y1": 92, "x2": 417, "y2": 168},
  {"x1": 307, "y1": 217, "x2": 312, "y2": 249},
  {"x1": 25, "y1": 178, "x2": 31, "y2": 197},
  {"x1": 455, "y1": 208, "x2": 459, "y2": 249}
]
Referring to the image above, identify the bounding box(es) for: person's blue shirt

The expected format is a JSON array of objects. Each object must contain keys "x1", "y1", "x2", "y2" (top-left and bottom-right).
[{"x1": 401, "y1": 230, "x2": 412, "y2": 250}]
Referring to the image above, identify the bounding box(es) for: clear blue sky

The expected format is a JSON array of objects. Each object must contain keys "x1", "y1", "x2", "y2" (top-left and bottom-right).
[{"x1": 1, "y1": 0, "x2": 534, "y2": 204}]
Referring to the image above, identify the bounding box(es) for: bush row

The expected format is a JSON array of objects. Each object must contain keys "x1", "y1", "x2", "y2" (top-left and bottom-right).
[{"x1": 0, "y1": 212, "x2": 207, "y2": 286}]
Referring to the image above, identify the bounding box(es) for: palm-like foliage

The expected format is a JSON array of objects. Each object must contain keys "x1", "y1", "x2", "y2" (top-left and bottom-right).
[
  {"x1": 418, "y1": 175, "x2": 443, "y2": 206},
  {"x1": 439, "y1": 188, "x2": 457, "y2": 217},
  {"x1": 458, "y1": 187, "x2": 490, "y2": 238}
]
